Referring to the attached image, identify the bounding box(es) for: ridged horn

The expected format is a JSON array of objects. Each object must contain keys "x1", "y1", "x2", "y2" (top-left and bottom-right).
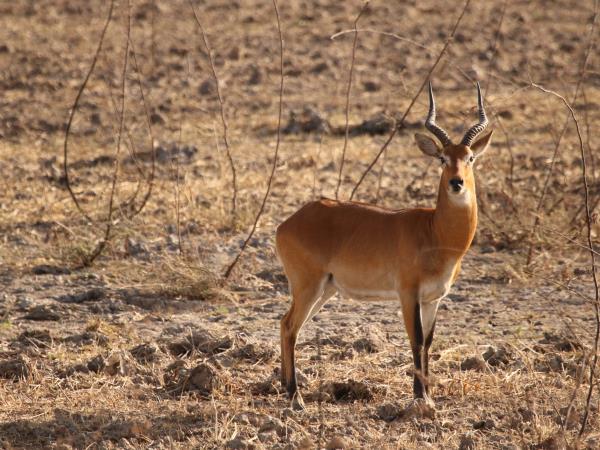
[
  {"x1": 461, "y1": 82, "x2": 488, "y2": 146},
  {"x1": 425, "y1": 81, "x2": 452, "y2": 147}
]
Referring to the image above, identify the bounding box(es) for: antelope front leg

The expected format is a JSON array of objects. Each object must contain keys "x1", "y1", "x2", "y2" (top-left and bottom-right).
[{"x1": 400, "y1": 293, "x2": 435, "y2": 406}]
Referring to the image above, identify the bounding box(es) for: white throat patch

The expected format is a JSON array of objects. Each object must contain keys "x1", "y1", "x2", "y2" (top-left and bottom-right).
[{"x1": 447, "y1": 189, "x2": 471, "y2": 207}]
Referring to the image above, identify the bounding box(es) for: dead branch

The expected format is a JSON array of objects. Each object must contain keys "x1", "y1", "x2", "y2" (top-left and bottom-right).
[
  {"x1": 482, "y1": 0, "x2": 508, "y2": 101},
  {"x1": 189, "y1": 0, "x2": 238, "y2": 224},
  {"x1": 374, "y1": 119, "x2": 393, "y2": 203},
  {"x1": 126, "y1": 41, "x2": 157, "y2": 218},
  {"x1": 84, "y1": 0, "x2": 131, "y2": 266},
  {"x1": 330, "y1": 28, "x2": 475, "y2": 84},
  {"x1": 223, "y1": 0, "x2": 284, "y2": 280},
  {"x1": 349, "y1": 0, "x2": 472, "y2": 201},
  {"x1": 63, "y1": 0, "x2": 115, "y2": 223},
  {"x1": 334, "y1": 1, "x2": 369, "y2": 200},
  {"x1": 530, "y1": 81, "x2": 600, "y2": 439},
  {"x1": 526, "y1": 4, "x2": 597, "y2": 266}
]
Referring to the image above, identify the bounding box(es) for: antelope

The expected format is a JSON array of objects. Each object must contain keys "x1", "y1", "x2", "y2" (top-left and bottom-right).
[{"x1": 276, "y1": 82, "x2": 493, "y2": 410}]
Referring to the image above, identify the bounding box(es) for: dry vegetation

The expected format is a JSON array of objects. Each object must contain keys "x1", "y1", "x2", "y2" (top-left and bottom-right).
[{"x1": 1, "y1": 0, "x2": 600, "y2": 448}]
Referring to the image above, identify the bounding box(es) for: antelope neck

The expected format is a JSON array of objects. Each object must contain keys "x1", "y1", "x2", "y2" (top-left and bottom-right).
[{"x1": 431, "y1": 181, "x2": 478, "y2": 256}]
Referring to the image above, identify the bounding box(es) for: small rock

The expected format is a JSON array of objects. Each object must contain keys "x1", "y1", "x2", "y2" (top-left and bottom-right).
[
  {"x1": 247, "y1": 64, "x2": 262, "y2": 85},
  {"x1": 199, "y1": 79, "x2": 216, "y2": 96},
  {"x1": 363, "y1": 80, "x2": 380, "y2": 92},
  {"x1": 460, "y1": 356, "x2": 486, "y2": 372},
  {"x1": 150, "y1": 112, "x2": 165, "y2": 125},
  {"x1": 311, "y1": 62, "x2": 329, "y2": 74}
]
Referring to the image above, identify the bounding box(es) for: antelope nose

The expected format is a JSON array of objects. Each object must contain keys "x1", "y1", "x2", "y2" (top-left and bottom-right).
[{"x1": 449, "y1": 177, "x2": 464, "y2": 192}]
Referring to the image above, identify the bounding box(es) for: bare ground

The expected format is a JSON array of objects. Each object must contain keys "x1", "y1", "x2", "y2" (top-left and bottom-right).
[{"x1": 1, "y1": 0, "x2": 600, "y2": 448}]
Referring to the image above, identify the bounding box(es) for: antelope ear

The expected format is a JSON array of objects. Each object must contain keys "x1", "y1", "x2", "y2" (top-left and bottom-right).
[
  {"x1": 414, "y1": 133, "x2": 440, "y2": 157},
  {"x1": 471, "y1": 130, "x2": 493, "y2": 157}
]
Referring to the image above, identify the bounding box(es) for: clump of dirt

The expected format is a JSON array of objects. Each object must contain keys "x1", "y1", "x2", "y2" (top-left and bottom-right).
[
  {"x1": 100, "y1": 419, "x2": 152, "y2": 441},
  {"x1": 0, "y1": 356, "x2": 30, "y2": 380},
  {"x1": 63, "y1": 330, "x2": 109, "y2": 346},
  {"x1": 376, "y1": 399, "x2": 435, "y2": 422},
  {"x1": 482, "y1": 345, "x2": 514, "y2": 367},
  {"x1": 230, "y1": 342, "x2": 275, "y2": 363},
  {"x1": 352, "y1": 325, "x2": 386, "y2": 353},
  {"x1": 16, "y1": 329, "x2": 52, "y2": 348},
  {"x1": 163, "y1": 361, "x2": 223, "y2": 396},
  {"x1": 282, "y1": 107, "x2": 331, "y2": 134},
  {"x1": 130, "y1": 342, "x2": 161, "y2": 364},
  {"x1": 538, "y1": 332, "x2": 581, "y2": 352},
  {"x1": 167, "y1": 329, "x2": 232, "y2": 357},
  {"x1": 323, "y1": 380, "x2": 373, "y2": 402},
  {"x1": 460, "y1": 355, "x2": 487, "y2": 372},
  {"x1": 22, "y1": 305, "x2": 61, "y2": 321},
  {"x1": 104, "y1": 352, "x2": 137, "y2": 376},
  {"x1": 534, "y1": 353, "x2": 578, "y2": 375},
  {"x1": 57, "y1": 288, "x2": 106, "y2": 304}
]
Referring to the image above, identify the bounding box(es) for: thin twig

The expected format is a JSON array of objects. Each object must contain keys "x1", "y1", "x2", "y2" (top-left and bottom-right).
[
  {"x1": 530, "y1": 81, "x2": 600, "y2": 438},
  {"x1": 482, "y1": 0, "x2": 508, "y2": 101},
  {"x1": 63, "y1": 0, "x2": 115, "y2": 222},
  {"x1": 85, "y1": 0, "x2": 131, "y2": 266},
  {"x1": 127, "y1": 38, "x2": 157, "y2": 218},
  {"x1": 223, "y1": 0, "x2": 284, "y2": 279},
  {"x1": 494, "y1": 113, "x2": 515, "y2": 192},
  {"x1": 189, "y1": 0, "x2": 238, "y2": 224},
  {"x1": 349, "y1": 0, "x2": 472, "y2": 201},
  {"x1": 334, "y1": 1, "x2": 369, "y2": 200},
  {"x1": 330, "y1": 28, "x2": 475, "y2": 84},
  {"x1": 526, "y1": 4, "x2": 597, "y2": 266}
]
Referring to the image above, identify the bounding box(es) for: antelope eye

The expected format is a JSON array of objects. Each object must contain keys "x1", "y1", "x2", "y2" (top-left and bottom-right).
[
  {"x1": 439, "y1": 156, "x2": 446, "y2": 165},
  {"x1": 468, "y1": 155, "x2": 475, "y2": 163}
]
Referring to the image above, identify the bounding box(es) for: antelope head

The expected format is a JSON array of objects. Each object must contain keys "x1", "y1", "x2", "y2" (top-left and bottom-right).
[{"x1": 415, "y1": 82, "x2": 493, "y2": 206}]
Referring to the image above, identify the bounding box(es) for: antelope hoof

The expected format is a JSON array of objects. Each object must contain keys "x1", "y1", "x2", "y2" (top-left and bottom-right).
[
  {"x1": 405, "y1": 397, "x2": 436, "y2": 420},
  {"x1": 291, "y1": 392, "x2": 306, "y2": 411},
  {"x1": 422, "y1": 393, "x2": 435, "y2": 409}
]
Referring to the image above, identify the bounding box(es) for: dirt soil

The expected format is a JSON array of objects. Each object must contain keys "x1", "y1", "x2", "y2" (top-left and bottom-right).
[{"x1": 1, "y1": 0, "x2": 600, "y2": 448}]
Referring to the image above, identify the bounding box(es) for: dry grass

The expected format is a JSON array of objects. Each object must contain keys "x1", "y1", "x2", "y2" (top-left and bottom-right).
[{"x1": 1, "y1": 0, "x2": 600, "y2": 448}]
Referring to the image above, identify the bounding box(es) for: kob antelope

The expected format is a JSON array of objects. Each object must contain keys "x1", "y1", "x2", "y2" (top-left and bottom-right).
[{"x1": 276, "y1": 82, "x2": 492, "y2": 410}]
